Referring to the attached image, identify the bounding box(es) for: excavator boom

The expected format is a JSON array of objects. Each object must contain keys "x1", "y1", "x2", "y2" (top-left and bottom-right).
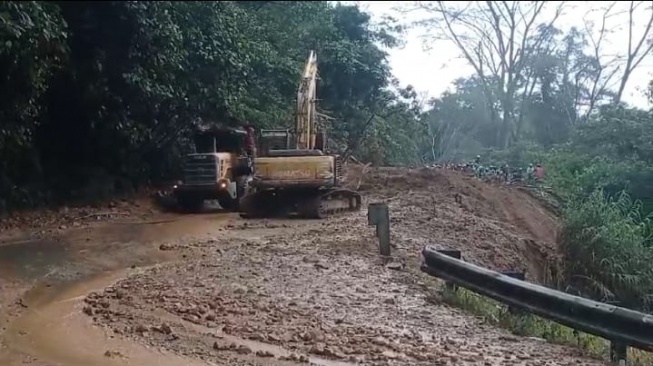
[{"x1": 296, "y1": 50, "x2": 318, "y2": 150}]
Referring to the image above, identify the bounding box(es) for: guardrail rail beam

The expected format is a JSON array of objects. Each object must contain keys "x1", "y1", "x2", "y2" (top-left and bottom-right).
[{"x1": 421, "y1": 245, "x2": 653, "y2": 364}]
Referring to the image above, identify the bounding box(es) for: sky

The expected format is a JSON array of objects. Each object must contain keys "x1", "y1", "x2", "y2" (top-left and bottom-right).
[{"x1": 350, "y1": 1, "x2": 653, "y2": 108}]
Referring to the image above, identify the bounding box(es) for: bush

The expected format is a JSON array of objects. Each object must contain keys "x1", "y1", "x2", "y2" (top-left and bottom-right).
[
  {"x1": 557, "y1": 190, "x2": 653, "y2": 312},
  {"x1": 544, "y1": 150, "x2": 653, "y2": 213}
]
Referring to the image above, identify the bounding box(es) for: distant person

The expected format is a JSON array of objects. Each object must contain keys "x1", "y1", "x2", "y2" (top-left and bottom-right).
[
  {"x1": 534, "y1": 164, "x2": 544, "y2": 181},
  {"x1": 502, "y1": 164, "x2": 510, "y2": 182},
  {"x1": 526, "y1": 163, "x2": 535, "y2": 183},
  {"x1": 242, "y1": 123, "x2": 257, "y2": 174},
  {"x1": 526, "y1": 163, "x2": 534, "y2": 176},
  {"x1": 243, "y1": 123, "x2": 256, "y2": 158},
  {"x1": 512, "y1": 167, "x2": 523, "y2": 183}
]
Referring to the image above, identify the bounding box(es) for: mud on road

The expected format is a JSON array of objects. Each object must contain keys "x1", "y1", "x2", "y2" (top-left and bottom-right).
[{"x1": 0, "y1": 168, "x2": 604, "y2": 366}]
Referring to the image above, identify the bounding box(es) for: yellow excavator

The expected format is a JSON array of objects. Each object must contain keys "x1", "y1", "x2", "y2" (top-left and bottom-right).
[{"x1": 239, "y1": 50, "x2": 362, "y2": 219}]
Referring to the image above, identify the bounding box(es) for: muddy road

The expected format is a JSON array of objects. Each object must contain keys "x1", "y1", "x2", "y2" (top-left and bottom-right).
[
  {"x1": 0, "y1": 208, "x2": 237, "y2": 366},
  {"x1": 0, "y1": 168, "x2": 606, "y2": 365}
]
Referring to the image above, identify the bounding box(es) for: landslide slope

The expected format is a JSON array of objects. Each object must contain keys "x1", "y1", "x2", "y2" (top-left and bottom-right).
[{"x1": 352, "y1": 166, "x2": 559, "y2": 281}]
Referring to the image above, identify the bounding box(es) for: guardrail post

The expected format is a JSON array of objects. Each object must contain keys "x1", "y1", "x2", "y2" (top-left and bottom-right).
[
  {"x1": 610, "y1": 341, "x2": 627, "y2": 365},
  {"x1": 367, "y1": 203, "x2": 390, "y2": 257},
  {"x1": 437, "y1": 250, "x2": 461, "y2": 291},
  {"x1": 502, "y1": 271, "x2": 526, "y2": 315}
]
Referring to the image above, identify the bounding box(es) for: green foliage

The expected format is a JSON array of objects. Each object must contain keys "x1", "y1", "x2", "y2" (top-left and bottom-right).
[
  {"x1": 0, "y1": 1, "x2": 67, "y2": 147},
  {"x1": 439, "y1": 287, "x2": 653, "y2": 365},
  {"x1": 532, "y1": 107, "x2": 653, "y2": 312},
  {"x1": 574, "y1": 106, "x2": 653, "y2": 163},
  {"x1": 545, "y1": 107, "x2": 653, "y2": 212},
  {"x1": 439, "y1": 288, "x2": 606, "y2": 356},
  {"x1": 545, "y1": 154, "x2": 627, "y2": 201},
  {"x1": 0, "y1": 2, "x2": 68, "y2": 207},
  {"x1": 0, "y1": 1, "x2": 422, "y2": 210},
  {"x1": 484, "y1": 141, "x2": 548, "y2": 168},
  {"x1": 558, "y1": 191, "x2": 653, "y2": 311}
]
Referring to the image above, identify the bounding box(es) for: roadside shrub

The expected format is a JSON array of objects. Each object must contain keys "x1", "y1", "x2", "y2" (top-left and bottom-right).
[{"x1": 557, "y1": 190, "x2": 653, "y2": 312}]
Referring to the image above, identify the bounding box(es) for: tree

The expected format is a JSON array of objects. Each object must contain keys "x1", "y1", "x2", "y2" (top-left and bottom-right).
[
  {"x1": 0, "y1": 1, "x2": 422, "y2": 210},
  {"x1": 423, "y1": 77, "x2": 494, "y2": 161},
  {"x1": 414, "y1": 1, "x2": 565, "y2": 148},
  {"x1": 0, "y1": 1, "x2": 67, "y2": 207},
  {"x1": 615, "y1": 2, "x2": 653, "y2": 103},
  {"x1": 581, "y1": 2, "x2": 653, "y2": 108}
]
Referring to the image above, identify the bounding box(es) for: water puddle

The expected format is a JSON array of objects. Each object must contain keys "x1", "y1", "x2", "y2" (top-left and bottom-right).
[
  {"x1": 0, "y1": 238, "x2": 70, "y2": 279},
  {"x1": 0, "y1": 213, "x2": 350, "y2": 366},
  {"x1": 1, "y1": 269, "x2": 212, "y2": 366}
]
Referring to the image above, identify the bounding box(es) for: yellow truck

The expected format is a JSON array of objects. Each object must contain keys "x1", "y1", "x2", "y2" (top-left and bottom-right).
[{"x1": 173, "y1": 126, "x2": 252, "y2": 212}]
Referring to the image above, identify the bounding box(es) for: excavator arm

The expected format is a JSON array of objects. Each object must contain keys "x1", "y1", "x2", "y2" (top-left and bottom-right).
[{"x1": 296, "y1": 50, "x2": 318, "y2": 150}]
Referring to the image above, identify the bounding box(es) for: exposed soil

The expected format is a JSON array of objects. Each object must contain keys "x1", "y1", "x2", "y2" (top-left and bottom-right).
[
  {"x1": 0, "y1": 167, "x2": 603, "y2": 366},
  {"x1": 0, "y1": 196, "x2": 162, "y2": 241},
  {"x1": 357, "y1": 167, "x2": 559, "y2": 280}
]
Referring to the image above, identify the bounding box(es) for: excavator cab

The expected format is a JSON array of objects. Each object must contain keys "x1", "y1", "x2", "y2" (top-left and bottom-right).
[
  {"x1": 258, "y1": 129, "x2": 292, "y2": 156},
  {"x1": 258, "y1": 129, "x2": 328, "y2": 157}
]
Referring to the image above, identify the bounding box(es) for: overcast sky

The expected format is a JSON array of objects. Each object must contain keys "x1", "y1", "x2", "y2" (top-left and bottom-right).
[{"x1": 352, "y1": 1, "x2": 653, "y2": 108}]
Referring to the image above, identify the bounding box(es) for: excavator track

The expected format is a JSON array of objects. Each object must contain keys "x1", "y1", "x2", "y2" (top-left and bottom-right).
[
  {"x1": 239, "y1": 188, "x2": 362, "y2": 219},
  {"x1": 309, "y1": 188, "x2": 362, "y2": 219}
]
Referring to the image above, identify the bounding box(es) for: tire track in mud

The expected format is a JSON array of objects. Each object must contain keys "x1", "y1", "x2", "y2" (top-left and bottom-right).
[{"x1": 1, "y1": 269, "x2": 214, "y2": 366}]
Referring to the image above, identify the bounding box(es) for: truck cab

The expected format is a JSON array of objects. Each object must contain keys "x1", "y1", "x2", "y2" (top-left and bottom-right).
[{"x1": 173, "y1": 126, "x2": 251, "y2": 212}]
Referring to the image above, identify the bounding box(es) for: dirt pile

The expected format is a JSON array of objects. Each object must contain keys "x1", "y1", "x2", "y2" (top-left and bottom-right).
[
  {"x1": 77, "y1": 167, "x2": 597, "y2": 366},
  {"x1": 357, "y1": 167, "x2": 559, "y2": 281}
]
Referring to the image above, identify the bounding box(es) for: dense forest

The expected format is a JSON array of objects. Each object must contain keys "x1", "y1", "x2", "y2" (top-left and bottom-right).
[
  {"x1": 0, "y1": 1, "x2": 426, "y2": 209},
  {"x1": 2, "y1": 1, "x2": 653, "y2": 312}
]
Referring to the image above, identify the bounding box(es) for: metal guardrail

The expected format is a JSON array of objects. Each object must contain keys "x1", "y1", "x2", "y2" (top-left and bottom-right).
[{"x1": 421, "y1": 246, "x2": 653, "y2": 364}]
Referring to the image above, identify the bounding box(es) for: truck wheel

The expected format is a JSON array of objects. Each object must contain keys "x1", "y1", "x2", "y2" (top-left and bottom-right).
[
  {"x1": 217, "y1": 196, "x2": 237, "y2": 211},
  {"x1": 177, "y1": 196, "x2": 204, "y2": 213},
  {"x1": 239, "y1": 193, "x2": 264, "y2": 218}
]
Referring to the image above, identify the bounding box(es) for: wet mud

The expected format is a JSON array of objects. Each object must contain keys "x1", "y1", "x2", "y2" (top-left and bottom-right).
[
  {"x1": 0, "y1": 168, "x2": 603, "y2": 366},
  {"x1": 0, "y1": 210, "x2": 236, "y2": 366}
]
